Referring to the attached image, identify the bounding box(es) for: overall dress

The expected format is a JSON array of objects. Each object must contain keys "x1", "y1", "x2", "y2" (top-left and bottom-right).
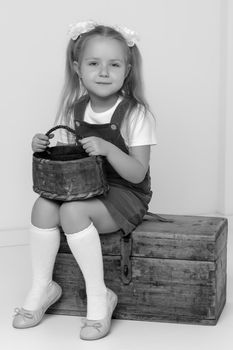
[{"x1": 74, "y1": 96, "x2": 152, "y2": 236}]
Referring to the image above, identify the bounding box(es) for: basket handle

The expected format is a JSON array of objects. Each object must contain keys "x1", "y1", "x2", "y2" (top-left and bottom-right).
[
  {"x1": 45, "y1": 125, "x2": 76, "y2": 137},
  {"x1": 45, "y1": 125, "x2": 83, "y2": 143}
]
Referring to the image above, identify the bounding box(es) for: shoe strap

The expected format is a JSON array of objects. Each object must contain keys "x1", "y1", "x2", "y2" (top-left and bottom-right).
[
  {"x1": 81, "y1": 318, "x2": 103, "y2": 332},
  {"x1": 14, "y1": 308, "x2": 33, "y2": 319}
]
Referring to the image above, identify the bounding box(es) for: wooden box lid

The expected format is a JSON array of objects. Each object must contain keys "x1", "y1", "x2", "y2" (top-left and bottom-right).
[{"x1": 59, "y1": 215, "x2": 227, "y2": 262}]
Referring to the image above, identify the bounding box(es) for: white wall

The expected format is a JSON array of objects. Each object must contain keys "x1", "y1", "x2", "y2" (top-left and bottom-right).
[
  {"x1": 0, "y1": 0, "x2": 232, "y2": 235},
  {"x1": 218, "y1": 0, "x2": 233, "y2": 215}
]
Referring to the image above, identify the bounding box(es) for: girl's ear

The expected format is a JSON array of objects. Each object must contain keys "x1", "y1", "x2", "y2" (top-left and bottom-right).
[{"x1": 73, "y1": 61, "x2": 81, "y2": 77}]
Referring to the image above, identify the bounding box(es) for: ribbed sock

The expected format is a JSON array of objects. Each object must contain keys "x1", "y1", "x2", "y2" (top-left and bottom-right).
[
  {"x1": 65, "y1": 222, "x2": 107, "y2": 320},
  {"x1": 23, "y1": 224, "x2": 60, "y2": 310}
]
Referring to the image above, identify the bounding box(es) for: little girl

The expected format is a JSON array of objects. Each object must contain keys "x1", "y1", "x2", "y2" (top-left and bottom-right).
[{"x1": 13, "y1": 21, "x2": 156, "y2": 340}]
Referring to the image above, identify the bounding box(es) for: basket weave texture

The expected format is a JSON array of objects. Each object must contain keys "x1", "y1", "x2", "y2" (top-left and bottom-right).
[
  {"x1": 33, "y1": 154, "x2": 108, "y2": 201},
  {"x1": 32, "y1": 125, "x2": 109, "y2": 201}
]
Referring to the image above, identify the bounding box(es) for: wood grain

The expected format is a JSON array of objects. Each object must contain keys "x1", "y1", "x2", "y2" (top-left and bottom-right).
[{"x1": 48, "y1": 215, "x2": 227, "y2": 325}]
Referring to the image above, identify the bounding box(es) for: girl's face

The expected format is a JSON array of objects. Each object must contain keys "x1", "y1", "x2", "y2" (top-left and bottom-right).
[{"x1": 74, "y1": 35, "x2": 130, "y2": 103}]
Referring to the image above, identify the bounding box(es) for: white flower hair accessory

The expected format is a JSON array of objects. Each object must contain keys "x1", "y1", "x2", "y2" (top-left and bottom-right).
[
  {"x1": 68, "y1": 20, "x2": 139, "y2": 47},
  {"x1": 113, "y1": 25, "x2": 139, "y2": 47},
  {"x1": 68, "y1": 20, "x2": 97, "y2": 41}
]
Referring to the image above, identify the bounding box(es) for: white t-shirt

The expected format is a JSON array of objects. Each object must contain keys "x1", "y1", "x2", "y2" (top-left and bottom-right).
[{"x1": 56, "y1": 97, "x2": 157, "y2": 147}]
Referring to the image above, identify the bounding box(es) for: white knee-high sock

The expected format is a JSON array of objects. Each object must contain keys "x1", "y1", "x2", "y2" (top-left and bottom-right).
[
  {"x1": 65, "y1": 222, "x2": 107, "y2": 320},
  {"x1": 23, "y1": 224, "x2": 60, "y2": 310}
]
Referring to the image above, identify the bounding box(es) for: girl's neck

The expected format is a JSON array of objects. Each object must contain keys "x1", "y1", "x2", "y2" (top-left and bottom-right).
[{"x1": 89, "y1": 94, "x2": 120, "y2": 113}]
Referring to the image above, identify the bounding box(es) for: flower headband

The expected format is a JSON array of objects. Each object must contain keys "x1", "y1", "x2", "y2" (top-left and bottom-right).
[{"x1": 68, "y1": 20, "x2": 139, "y2": 47}]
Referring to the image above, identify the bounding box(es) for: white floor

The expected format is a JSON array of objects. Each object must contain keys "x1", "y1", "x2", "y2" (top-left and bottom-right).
[{"x1": 0, "y1": 216, "x2": 232, "y2": 350}]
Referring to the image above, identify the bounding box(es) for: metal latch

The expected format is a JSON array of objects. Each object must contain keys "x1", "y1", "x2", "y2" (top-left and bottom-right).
[{"x1": 120, "y1": 234, "x2": 132, "y2": 285}]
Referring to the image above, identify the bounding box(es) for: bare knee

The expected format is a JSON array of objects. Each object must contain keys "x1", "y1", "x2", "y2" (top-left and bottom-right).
[
  {"x1": 60, "y1": 199, "x2": 119, "y2": 234},
  {"x1": 60, "y1": 202, "x2": 91, "y2": 234},
  {"x1": 31, "y1": 197, "x2": 60, "y2": 229}
]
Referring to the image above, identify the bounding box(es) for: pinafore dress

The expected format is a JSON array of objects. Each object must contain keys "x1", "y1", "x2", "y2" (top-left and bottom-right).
[{"x1": 74, "y1": 95, "x2": 152, "y2": 236}]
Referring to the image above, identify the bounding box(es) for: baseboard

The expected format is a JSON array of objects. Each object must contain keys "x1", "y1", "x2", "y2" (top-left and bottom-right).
[{"x1": 0, "y1": 228, "x2": 29, "y2": 247}]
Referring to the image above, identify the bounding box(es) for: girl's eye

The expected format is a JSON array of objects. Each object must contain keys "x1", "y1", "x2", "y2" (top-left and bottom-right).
[
  {"x1": 111, "y1": 63, "x2": 120, "y2": 67},
  {"x1": 89, "y1": 62, "x2": 98, "y2": 66}
]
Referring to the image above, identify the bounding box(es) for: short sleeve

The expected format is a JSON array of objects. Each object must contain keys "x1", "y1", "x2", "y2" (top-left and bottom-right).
[{"x1": 121, "y1": 106, "x2": 157, "y2": 147}]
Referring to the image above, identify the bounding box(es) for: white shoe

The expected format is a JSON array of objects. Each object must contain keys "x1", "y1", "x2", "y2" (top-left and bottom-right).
[
  {"x1": 12, "y1": 281, "x2": 62, "y2": 329},
  {"x1": 80, "y1": 288, "x2": 118, "y2": 340}
]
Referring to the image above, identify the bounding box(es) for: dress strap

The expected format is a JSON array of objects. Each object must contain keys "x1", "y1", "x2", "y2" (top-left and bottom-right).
[
  {"x1": 74, "y1": 95, "x2": 131, "y2": 127},
  {"x1": 74, "y1": 95, "x2": 90, "y2": 122},
  {"x1": 110, "y1": 98, "x2": 132, "y2": 128}
]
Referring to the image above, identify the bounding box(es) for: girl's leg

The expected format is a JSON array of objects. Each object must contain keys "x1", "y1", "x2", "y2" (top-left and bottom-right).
[
  {"x1": 60, "y1": 199, "x2": 119, "y2": 320},
  {"x1": 31, "y1": 196, "x2": 60, "y2": 229},
  {"x1": 60, "y1": 198, "x2": 119, "y2": 234},
  {"x1": 23, "y1": 197, "x2": 61, "y2": 310}
]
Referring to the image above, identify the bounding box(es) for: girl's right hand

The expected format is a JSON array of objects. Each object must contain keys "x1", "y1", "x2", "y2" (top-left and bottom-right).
[{"x1": 31, "y1": 133, "x2": 53, "y2": 153}]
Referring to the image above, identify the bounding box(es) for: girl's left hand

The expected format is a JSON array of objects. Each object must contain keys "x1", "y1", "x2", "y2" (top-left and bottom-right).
[{"x1": 79, "y1": 136, "x2": 113, "y2": 156}]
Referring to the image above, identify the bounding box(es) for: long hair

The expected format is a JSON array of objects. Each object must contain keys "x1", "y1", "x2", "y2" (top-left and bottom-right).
[{"x1": 55, "y1": 25, "x2": 149, "y2": 127}]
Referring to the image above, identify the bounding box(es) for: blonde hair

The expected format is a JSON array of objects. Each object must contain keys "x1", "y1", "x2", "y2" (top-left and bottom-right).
[{"x1": 55, "y1": 25, "x2": 150, "y2": 127}]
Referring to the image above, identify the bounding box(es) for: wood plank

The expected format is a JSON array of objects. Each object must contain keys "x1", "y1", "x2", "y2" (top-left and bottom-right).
[
  {"x1": 50, "y1": 215, "x2": 227, "y2": 325},
  {"x1": 48, "y1": 252, "x2": 227, "y2": 324},
  {"x1": 58, "y1": 216, "x2": 228, "y2": 261}
]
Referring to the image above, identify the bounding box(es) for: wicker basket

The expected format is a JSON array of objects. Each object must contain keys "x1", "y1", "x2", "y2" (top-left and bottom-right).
[{"x1": 32, "y1": 126, "x2": 109, "y2": 201}]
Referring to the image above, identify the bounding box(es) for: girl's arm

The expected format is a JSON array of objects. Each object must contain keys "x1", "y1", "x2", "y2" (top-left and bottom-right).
[
  {"x1": 107, "y1": 143, "x2": 150, "y2": 183},
  {"x1": 80, "y1": 137, "x2": 150, "y2": 184}
]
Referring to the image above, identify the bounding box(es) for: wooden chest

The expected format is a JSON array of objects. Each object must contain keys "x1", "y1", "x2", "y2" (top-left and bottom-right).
[{"x1": 48, "y1": 214, "x2": 228, "y2": 325}]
